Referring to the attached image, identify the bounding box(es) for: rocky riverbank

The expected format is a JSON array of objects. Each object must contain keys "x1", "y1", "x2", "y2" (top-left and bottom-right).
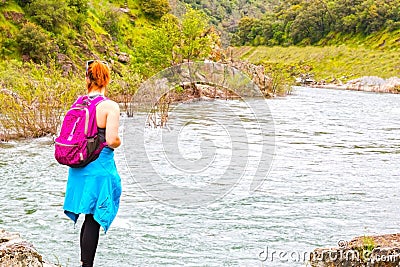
[
  {"x1": 0, "y1": 229, "x2": 58, "y2": 267},
  {"x1": 310, "y1": 233, "x2": 400, "y2": 267},
  {"x1": 307, "y1": 76, "x2": 400, "y2": 94}
]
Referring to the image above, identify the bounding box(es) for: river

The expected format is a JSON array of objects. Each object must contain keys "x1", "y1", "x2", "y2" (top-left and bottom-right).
[{"x1": 0, "y1": 87, "x2": 399, "y2": 266}]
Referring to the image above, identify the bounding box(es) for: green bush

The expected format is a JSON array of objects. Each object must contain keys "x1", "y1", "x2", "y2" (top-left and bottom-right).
[
  {"x1": 102, "y1": 8, "x2": 121, "y2": 38},
  {"x1": 140, "y1": 0, "x2": 171, "y2": 19},
  {"x1": 0, "y1": 38, "x2": 15, "y2": 59},
  {"x1": 27, "y1": 0, "x2": 68, "y2": 32},
  {"x1": 68, "y1": 0, "x2": 88, "y2": 13},
  {"x1": 16, "y1": 22, "x2": 53, "y2": 63},
  {"x1": 15, "y1": 0, "x2": 31, "y2": 7}
]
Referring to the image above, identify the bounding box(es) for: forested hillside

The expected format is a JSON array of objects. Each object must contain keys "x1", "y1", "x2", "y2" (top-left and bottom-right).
[
  {"x1": 231, "y1": 0, "x2": 400, "y2": 47},
  {"x1": 0, "y1": 0, "x2": 221, "y2": 78}
]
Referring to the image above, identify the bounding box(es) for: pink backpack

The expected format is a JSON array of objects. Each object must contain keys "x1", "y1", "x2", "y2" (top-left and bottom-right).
[{"x1": 55, "y1": 95, "x2": 108, "y2": 168}]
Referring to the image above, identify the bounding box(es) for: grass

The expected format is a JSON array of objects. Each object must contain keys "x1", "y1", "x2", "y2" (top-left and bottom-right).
[{"x1": 235, "y1": 45, "x2": 400, "y2": 82}]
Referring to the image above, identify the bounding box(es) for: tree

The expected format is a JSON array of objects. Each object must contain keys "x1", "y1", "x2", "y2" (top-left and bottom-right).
[
  {"x1": 132, "y1": 8, "x2": 220, "y2": 76},
  {"x1": 288, "y1": 0, "x2": 333, "y2": 44},
  {"x1": 134, "y1": 14, "x2": 181, "y2": 73},
  {"x1": 236, "y1": 16, "x2": 258, "y2": 45},
  {"x1": 176, "y1": 8, "x2": 215, "y2": 62},
  {"x1": 330, "y1": 0, "x2": 363, "y2": 33}
]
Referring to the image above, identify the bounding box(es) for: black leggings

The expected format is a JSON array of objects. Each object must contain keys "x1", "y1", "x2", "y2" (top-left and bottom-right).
[{"x1": 80, "y1": 214, "x2": 100, "y2": 267}]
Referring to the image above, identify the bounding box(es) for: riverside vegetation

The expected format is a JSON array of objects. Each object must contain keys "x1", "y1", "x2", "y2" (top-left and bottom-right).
[{"x1": 0, "y1": 0, "x2": 223, "y2": 140}]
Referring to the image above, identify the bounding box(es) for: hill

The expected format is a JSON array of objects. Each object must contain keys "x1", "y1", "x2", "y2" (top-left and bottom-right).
[{"x1": 0, "y1": 0, "x2": 221, "y2": 77}]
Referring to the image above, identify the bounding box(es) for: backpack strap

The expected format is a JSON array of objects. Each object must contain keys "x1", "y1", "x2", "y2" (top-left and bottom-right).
[
  {"x1": 70, "y1": 95, "x2": 108, "y2": 109},
  {"x1": 71, "y1": 95, "x2": 86, "y2": 107},
  {"x1": 88, "y1": 95, "x2": 108, "y2": 106}
]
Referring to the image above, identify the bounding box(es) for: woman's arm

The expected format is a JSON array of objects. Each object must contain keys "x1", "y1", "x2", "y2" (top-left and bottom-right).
[{"x1": 105, "y1": 101, "x2": 121, "y2": 148}]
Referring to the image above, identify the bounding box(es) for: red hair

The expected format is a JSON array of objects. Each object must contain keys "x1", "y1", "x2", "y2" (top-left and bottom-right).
[{"x1": 86, "y1": 61, "x2": 110, "y2": 93}]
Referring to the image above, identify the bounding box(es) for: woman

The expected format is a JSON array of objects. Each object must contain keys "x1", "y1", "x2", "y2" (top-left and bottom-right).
[{"x1": 63, "y1": 60, "x2": 122, "y2": 267}]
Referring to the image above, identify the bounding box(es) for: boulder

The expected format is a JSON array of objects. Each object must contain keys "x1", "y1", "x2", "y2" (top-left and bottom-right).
[
  {"x1": 56, "y1": 53, "x2": 76, "y2": 76},
  {"x1": 310, "y1": 234, "x2": 400, "y2": 267},
  {"x1": 0, "y1": 229, "x2": 58, "y2": 267},
  {"x1": 117, "y1": 52, "x2": 130, "y2": 64}
]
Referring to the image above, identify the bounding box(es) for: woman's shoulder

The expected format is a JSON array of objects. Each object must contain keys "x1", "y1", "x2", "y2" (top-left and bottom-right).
[{"x1": 98, "y1": 99, "x2": 120, "y2": 110}]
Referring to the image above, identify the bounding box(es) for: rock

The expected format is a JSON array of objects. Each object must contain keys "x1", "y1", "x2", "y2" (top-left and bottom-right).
[
  {"x1": 117, "y1": 52, "x2": 130, "y2": 64},
  {"x1": 56, "y1": 53, "x2": 76, "y2": 76},
  {"x1": 2, "y1": 11, "x2": 25, "y2": 24},
  {"x1": 119, "y1": 7, "x2": 130, "y2": 13},
  {"x1": 0, "y1": 229, "x2": 59, "y2": 267},
  {"x1": 22, "y1": 54, "x2": 31, "y2": 62},
  {"x1": 310, "y1": 233, "x2": 400, "y2": 267},
  {"x1": 311, "y1": 76, "x2": 400, "y2": 94},
  {"x1": 344, "y1": 76, "x2": 400, "y2": 93},
  {"x1": 227, "y1": 60, "x2": 274, "y2": 97},
  {"x1": 94, "y1": 44, "x2": 107, "y2": 54}
]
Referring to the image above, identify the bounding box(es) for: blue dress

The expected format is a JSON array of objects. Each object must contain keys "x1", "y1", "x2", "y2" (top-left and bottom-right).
[{"x1": 63, "y1": 147, "x2": 122, "y2": 233}]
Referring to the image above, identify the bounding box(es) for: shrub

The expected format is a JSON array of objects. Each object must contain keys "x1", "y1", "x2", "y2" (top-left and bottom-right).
[
  {"x1": 16, "y1": 22, "x2": 53, "y2": 63},
  {"x1": 0, "y1": 61, "x2": 83, "y2": 139},
  {"x1": 102, "y1": 8, "x2": 121, "y2": 39},
  {"x1": 140, "y1": 0, "x2": 171, "y2": 19},
  {"x1": 27, "y1": 0, "x2": 68, "y2": 32},
  {"x1": 15, "y1": 0, "x2": 31, "y2": 7},
  {"x1": 68, "y1": 0, "x2": 88, "y2": 14},
  {"x1": 0, "y1": 38, "x2": 15, "y2": 59}
]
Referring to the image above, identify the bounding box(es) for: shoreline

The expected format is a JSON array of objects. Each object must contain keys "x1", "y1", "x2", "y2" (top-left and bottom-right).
[
  {"x1": 308, "y1": 83, "x2": 400, "y2": 94},
  {"x1": 302, "y1": 76, "x2": 400, "y2": 94}
]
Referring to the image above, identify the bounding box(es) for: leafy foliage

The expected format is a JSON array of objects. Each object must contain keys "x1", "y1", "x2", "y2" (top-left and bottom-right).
[
  {"x1": 26, "y1": 0, "x2": 69, "y2": 32},
  {"x1": 140, "y1": 0, "x2": 171, "y2": 19},
  {"x1": 132, "y1": 8, "x2": 220, "y2": 76},
  {"x1": 177, "y1": 0, "x2": 279, "y2": 44},
  {"x1": 178, "y1": 8, "x2": 215, "y2": 62},
  {"x1": 16, "y1": 22, "x2": 53, "y2": 63},
  {"x1": 68, "y1": 0, "x2": 88, "y2": 13}
]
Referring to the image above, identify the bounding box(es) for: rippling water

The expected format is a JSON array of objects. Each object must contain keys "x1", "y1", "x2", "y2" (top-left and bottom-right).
[{"x1": 0, "y1": 87, "x2": 399, "y2": 266}]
